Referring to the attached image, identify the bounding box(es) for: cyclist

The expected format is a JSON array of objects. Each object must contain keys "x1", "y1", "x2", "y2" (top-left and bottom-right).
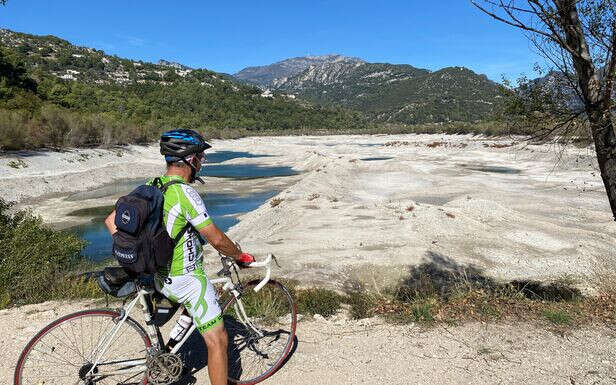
[{"x1": 104, "y1": 128, "x2": 255, "y2": 385}]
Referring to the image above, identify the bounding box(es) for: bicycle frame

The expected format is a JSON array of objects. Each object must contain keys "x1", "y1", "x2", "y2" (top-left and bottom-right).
[{"x1": 84, "y1": 254, "x2": 275, "y2": 380}]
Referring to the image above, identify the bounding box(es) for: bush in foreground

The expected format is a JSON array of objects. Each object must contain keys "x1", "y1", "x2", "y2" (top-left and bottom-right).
[
  {"x1": 295, "y1": 287, "x2": 344, "y2": 317},
  {"x1": 0, "y1": 199, "x2": 92, "y2": 308}
]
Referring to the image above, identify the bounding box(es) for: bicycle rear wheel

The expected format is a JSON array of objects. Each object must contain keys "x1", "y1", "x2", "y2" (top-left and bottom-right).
[
  {"x1": 14, "y1": 309, "x2": 151, "y2": 385},
  {"x1": 222, "y1": 279, "x2": 297, "y2": 385}
]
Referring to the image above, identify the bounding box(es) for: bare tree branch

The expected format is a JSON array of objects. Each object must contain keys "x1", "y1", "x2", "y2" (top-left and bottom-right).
[
  {"x1": 471, "y1": 0, "x2": 585, "y2": 59},
  {"x1": 529, "y1": 33, "x2": 586, "y2": 103},
  {"x1": 483, "y1": 0, "x2": 536, "y2": 13},
  {"x1": 471, "y1": 1, "x2": 554, "y2": 39},
  {"x1": 528, "y1": 0, "x2": 587, "y2": 59}
]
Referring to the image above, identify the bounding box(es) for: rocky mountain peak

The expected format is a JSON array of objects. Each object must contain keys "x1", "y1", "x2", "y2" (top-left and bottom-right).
[{"x1": 234, "y1": 54, "x2": 364, "y2": 88}]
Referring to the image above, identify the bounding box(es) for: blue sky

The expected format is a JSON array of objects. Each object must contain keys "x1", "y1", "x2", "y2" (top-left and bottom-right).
[{"x1": 0, "y1": 0, "x2": 545, "y2": 82}]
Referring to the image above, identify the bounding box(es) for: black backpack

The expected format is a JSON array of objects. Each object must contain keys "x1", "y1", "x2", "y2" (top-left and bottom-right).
[{"x1": 111, "y1": 178, "x2": 188, "y2": 274}]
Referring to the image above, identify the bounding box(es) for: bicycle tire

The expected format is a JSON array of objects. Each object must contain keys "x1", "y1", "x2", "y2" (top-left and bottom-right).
[
  {"x1": 14, "y1": 309, "x2": 151, "y2": 385},
  {"x1": 222, "y1": 279, "x2": 297, "y2": 385}
]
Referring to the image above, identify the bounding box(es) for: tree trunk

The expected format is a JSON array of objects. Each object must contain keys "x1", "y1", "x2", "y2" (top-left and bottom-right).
[
  {"x1": 588, "y1": 107, "x2": 616, "y2": 220},
  {"x1": 555, "y1": 1, "x2": 616, "y2": 220}
]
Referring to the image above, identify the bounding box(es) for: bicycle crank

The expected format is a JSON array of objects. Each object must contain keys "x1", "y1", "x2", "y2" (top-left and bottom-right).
[{"x1": 146, "y1": 352, "x2": 183, "y2": 385}]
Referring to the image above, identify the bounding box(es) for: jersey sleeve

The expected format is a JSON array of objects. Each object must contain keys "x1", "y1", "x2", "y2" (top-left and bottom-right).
[{"x1": 179, "y1": 184, "x2": 213, "y2": 231}]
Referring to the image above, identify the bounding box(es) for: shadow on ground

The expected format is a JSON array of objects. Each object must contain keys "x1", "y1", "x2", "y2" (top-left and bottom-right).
[
  {"x1": 394, "y1": 251, "x2": 582, "y2": 302},
  {"x1": 170, "y1": 315, "x2": 298, "y2": 385}
]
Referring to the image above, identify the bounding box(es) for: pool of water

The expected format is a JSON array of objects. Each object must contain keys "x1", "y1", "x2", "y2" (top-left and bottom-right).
[
  {"x1": 464, "y1": 165, "x2": 522, "y2": 174},
  {"x1": 199, "y1": 164, "x2": 298, "y2": 179},
  {"x1": 67, "y1": 179, "x2": 142, "y2": 201},
  {"x1": 65, "y1": 150, "x2": 295, "y2": 261},
  {"x1": 205, "y1": 151, "x2": 274, "y2": 164},
  {"x1": 360, "y1": 157, "x2": 394, "y2": 161},
  {"x1": 70, "y1": 190, "x2": 279, "y2": 261}
]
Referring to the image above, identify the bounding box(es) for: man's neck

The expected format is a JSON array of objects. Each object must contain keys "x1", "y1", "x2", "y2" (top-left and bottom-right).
[{"x1": 165, "y1": 166, "x2": 191, "y2": 183}]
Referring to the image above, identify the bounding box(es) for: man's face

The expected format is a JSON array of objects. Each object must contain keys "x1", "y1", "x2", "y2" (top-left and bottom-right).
[{"x1": 193, "y1": 152, "x2": 206, "y2": 171}]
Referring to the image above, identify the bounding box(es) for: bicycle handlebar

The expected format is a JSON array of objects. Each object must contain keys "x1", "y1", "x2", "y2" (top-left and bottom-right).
[
  {"x1": 246, "y1": 254, "x2": 273, "y2": 292},
  {"x1": 218, "y1": 253, "x2": 278, "y2": 293}
]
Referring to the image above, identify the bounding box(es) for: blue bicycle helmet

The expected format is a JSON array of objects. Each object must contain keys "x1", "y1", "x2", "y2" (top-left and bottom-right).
[
  {"x1": 160, "y1": 129, "x2": 211, "y2": 163},
  {"x1": 160, "y1": 129, "x2": 211, "y2": 183}
]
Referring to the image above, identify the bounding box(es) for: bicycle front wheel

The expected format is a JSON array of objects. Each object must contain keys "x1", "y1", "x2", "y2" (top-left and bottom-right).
[
  {"x1": 222, "y1": 279, "x2": 297, "y2": 385},
  {"x1": 14, "y1": 309, "x2": 151, "y2": 385}
]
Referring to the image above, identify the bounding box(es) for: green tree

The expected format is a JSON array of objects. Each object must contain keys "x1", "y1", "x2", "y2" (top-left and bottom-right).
[{"x1": 0, "y1": 47, "x2": 36, "y2": 99}]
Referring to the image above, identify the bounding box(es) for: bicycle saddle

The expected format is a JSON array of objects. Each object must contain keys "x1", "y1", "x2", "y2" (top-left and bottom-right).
[
  {"x1": 103, "y1": 266, "x2": 132, "y2": 285},
  {"x1": 97, "y1": 267, "x2": 137, "y2": 298}
]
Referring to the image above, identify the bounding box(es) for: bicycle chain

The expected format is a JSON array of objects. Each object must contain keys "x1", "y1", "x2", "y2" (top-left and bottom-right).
[{"x1": 146, "y1": 352, "x2": 183, "y2": 385}]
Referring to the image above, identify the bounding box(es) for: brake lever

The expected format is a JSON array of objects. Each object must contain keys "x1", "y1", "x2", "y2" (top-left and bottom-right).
[
  {"x1": 217, "y1": 255, "x2": 233, "y2": 277},
  {"x1": 271, "y1": 254, "x2": 281, "y2": 268},
  {"x1": 216, "y1": 267, "x2": 230, "y2": 277}
]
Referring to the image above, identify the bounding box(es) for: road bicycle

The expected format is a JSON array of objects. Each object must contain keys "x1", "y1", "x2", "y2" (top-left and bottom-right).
[{"x1": 14, "y1": 254, "x2": 297, "y2": 385}]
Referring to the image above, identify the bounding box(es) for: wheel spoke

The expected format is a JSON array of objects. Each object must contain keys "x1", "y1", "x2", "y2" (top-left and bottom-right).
[
  {"x1": 223, "y1": 280, "x2": 296, "y2": 384},
  {"x1": 15, "y1": 310, "x2": 149, "y2": 385}
]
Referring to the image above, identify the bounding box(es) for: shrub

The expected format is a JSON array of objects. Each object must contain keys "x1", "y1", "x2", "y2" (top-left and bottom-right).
[
  {"x1": 347, "y1": 290, "x2": 377, "y2": 319},
  {"x1": 295, "y1": 287, "x2": 344, "y2": 317},
  {"x1": 0, "y1": 199, "x2": 86, "y2": 307},
  {"x1": 543, "y1": 309, "x2": 573, "y2": 325}
]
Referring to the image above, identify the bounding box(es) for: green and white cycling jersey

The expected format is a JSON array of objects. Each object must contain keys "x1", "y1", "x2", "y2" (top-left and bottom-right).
[
  {"x1": 148, "y1": 175, "x2": 213, "y2": 276},
  {"x1": 149, "y1": 175, "x2": 223, "y2": 334}
]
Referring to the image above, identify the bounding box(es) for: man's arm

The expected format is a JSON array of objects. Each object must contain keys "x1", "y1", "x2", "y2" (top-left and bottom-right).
[
  {"x1": 105, "y1": 210, "x2": 117, "y2": 235},
  {"x1": 199, "y1": 223, "x2": 242, "y2": 259}
]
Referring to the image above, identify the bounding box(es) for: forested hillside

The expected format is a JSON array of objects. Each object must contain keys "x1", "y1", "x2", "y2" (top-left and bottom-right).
[{"x1": 0, "y1": 29, "x2": 368, "y2": 150}]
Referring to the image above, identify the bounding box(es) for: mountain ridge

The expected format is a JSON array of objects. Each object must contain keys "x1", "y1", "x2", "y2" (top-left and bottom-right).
[
  {"x1": 263, "y1": 58, "x2": 505, "y2": 124},
  {"x1": 234, "y1": 54, "x2": 364, "y2": 88}
]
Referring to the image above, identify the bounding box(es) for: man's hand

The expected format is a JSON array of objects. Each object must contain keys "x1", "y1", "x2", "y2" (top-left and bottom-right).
[{"x1": 235, "y1": 253, "x2": 256, "y2": 268}]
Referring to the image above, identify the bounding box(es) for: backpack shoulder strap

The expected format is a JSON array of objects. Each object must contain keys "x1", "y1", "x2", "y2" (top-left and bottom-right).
[
  {"x1": 174, "y1": 223, "x2": 191, "y2": 244},
  {"x1": 160, "y1": 179, "x2": 184, "y2": 193},
  {"x1": 172, "y1": 222, "x2": 205, "y2": 246}
]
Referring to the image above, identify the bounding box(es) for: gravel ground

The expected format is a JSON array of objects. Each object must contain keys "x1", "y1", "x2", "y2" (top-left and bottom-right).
[{"x1": 4, "y1": 299, "x2": 615, "y2": 385}]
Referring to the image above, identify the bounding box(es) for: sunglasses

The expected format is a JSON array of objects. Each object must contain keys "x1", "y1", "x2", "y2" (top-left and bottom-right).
[{"x1": 191, "y1": 152, "x2": 206, "y2": 164}]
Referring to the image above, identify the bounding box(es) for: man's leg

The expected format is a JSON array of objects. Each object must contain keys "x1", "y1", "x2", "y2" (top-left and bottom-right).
[
  {"x1": 203, "y1": 323, "x2": 228, "y2": 385},
  {"x1": 162, "y1": 273, "x2": 227, "y2": 383}
]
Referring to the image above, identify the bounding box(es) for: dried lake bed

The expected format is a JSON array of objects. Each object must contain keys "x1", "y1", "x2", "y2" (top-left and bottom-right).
[{"x1": 1, "y1": 134, "x2": 613, "y2": 292}]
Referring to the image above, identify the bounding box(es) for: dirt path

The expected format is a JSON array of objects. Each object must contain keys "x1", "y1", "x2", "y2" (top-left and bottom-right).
[{"x1": 4, "y1": 299, "x2": 615, "y2": 384}]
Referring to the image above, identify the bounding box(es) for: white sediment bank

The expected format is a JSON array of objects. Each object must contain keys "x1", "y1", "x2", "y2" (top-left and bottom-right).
[{"x1": 1, "y1": 134, "x2": 614, "y2": 290}]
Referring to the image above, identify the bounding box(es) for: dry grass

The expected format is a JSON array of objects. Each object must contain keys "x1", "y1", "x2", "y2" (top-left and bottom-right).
[
  {"x1": 307, "y1": 193, "x2": 320, "y2": 201},
  {"x1": 342, "y1": 254, "x2": 616, "y2": 328},
  {"x1": 270, "y1": 197, "x2": 283, "y2": 207}
]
